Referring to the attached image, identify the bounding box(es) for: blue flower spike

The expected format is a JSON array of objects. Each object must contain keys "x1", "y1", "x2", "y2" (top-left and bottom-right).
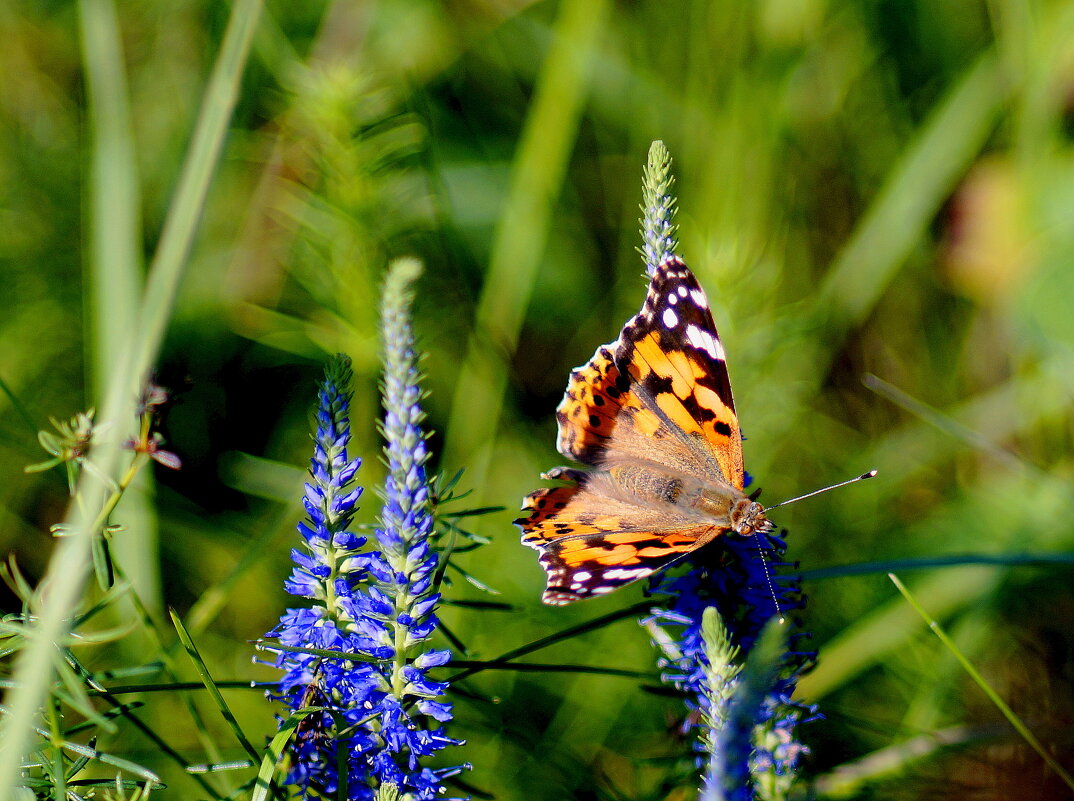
[
  {"x1": 645, "y1": 527, "x2": 818, "y2": 800},
  {"x1": 265, "y1": 258, "x2": 465, "y2": 799},
  {"x1": 700, "y1": 611, "x2": 790, "y2": 801},
  {"x1": 368, "y1": 256, "x2": 466, "y2": 797}
]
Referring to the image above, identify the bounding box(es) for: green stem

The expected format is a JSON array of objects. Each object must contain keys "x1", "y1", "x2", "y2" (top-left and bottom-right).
[
  {"x1": 91, "y1": 453, "x2": 149, "y2": 536},
  {"x1": 391, "y1": 600, "x2": 408, "y2": 698}
]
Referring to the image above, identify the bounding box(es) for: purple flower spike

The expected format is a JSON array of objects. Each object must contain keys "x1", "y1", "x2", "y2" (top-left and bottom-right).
[{"x1": 265, "y1": 322, "x2": 462, "y2": 798}]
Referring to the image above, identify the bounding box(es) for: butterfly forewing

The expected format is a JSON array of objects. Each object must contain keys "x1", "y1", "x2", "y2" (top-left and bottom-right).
[{"x1": 615, "y1": 259, "x2": 744, "y2": 489}]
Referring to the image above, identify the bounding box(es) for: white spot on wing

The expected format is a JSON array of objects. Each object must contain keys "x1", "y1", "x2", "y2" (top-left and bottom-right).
[
  {"x1": 686, "y1": 324, "x2": 725, "y2": 360},
  {"x1": 677, "y1": 286, "x2": 688, "y2": 298},
  {"x1": 690, "y1": 289, "x2": 707, "y2": 307},
  {"x1": 573, "y1": 571, "x2": 592, "y2": 582},
  {"x1": 668, "y1": 293, "x2": 678, "y2": 305},
  {"x1": 662, "y1": 308, "x2": 678, "y2": 328}
]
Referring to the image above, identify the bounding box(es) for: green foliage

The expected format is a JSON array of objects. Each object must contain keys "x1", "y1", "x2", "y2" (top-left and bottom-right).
[{"x1": 0, "y1": 0, "x2": 1073, "y2": 799}]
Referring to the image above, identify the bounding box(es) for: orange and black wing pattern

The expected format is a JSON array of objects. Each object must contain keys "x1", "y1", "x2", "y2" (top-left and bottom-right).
[
  {"x1": 613, "y1": 257, "x2": 744, "y2": 489},
  {"x1": 518, "y1": 256, "x2": 745, "y2": 603},
  {"x1": 517, "y1": 479, "x2": 722, "y2": 604}
]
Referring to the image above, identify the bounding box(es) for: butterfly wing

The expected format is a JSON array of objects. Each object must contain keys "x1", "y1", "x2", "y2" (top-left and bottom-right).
[
  {"x1": 555, "y1": 256, "x2": 744, "y2": 489},
  {"x1": 516, "y1": 482, "x2": 723, "y2": 604},
  {"x1": 521, "y1": 256, "x2": 747, "y2": 605}
]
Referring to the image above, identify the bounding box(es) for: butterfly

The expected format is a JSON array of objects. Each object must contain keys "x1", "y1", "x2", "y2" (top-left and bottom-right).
[{"x1": 515, "y1": 256, "x2": 772, "y2": 605}]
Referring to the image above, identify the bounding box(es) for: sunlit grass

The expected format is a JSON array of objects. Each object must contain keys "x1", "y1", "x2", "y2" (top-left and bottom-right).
[{"x1": 0, "y1": 1, "x2": 1072, "y2": 798}]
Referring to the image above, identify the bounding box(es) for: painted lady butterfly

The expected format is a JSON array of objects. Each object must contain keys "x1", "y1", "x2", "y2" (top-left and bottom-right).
[{"x1": 516, "y1": 256, "x2": 772, "y2": 605}]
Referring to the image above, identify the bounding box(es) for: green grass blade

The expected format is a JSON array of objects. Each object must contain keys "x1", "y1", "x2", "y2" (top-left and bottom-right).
[
  {"x1": 762, "y1": 50, "x2": 1011, "y2": 444},
  {"x1": 0, "y1": 373, "x2": 37, "y2": 434},
  {"x1": 132, "y1": 0, "x2": 262, "y2": 373},
  {"x1": 446, "y1": 600, "x2": 651, "y2": 683},
  {"x1": 77, "y1": 0, "x2": 143, "y2": 401},
  {"x1": 888, "y1": 573, "x2": 1074, "y2": 793},
  {"x1": 250, "y1": 716, "x2": 301, "y2": 801},
  {"x1": 184, "y1": 506, "x2": 297, "y2": 637},
  {"x1": 812, "y1": 724, "x2": 1006, "y2": 798},
  {"x1": 78, "y1": 0, "x2": 159, "y2": 613},
  {"x1": 798, "y1": 551, "x2": 1074, "y2": 580},
  {"x1": 170, "y1": 610, "x2": 261, "y2": 766},
  {"x1": 39, "y1": 733, "x2": 160, "y2": 784},
  {"x1": 815, "y1": 52, "x2": 1008, "y2": 329},
  {"x1": 798, "y1": 566, "x2": 999, "y2": 700},
  {"x1": 0, "y1": 0, "x2": 264, "y2": 788}
]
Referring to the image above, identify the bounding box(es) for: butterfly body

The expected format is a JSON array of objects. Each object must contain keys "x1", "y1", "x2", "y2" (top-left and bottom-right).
[{"x1": 517, "y1": 256, "x2": 770, "y2": 605}]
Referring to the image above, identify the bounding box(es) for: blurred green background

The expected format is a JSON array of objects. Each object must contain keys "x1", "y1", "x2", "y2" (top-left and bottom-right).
[{"x1": 2, "y1": 0, "x2": 1074, "y2": 798}]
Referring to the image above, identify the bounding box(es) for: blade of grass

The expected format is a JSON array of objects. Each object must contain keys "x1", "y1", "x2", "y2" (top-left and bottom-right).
[
  {"x1": 78, "y1": 0, "x2": 160, "y2": 614},
  {"x1": 78, "y1": 0, "x2": 143, "y2": 393},
  {"x1": 62, "y1": 649, "x2": 227, "y2": 798},
  {"x1": 0, "y1": 374, "x2": 37, "y2": 433},
  {"x1": 31, "y1": 731, "x2": 161, "y2": 784},
  {"x1": 442, "y1": 0, "x2": 612, "y2": 491},
  {"x1": 83, "y1": 681, "x2": 273, "y2": 696},
  {"x1": 447, "y1": 600, "x2": 652, "y2": 684},
  {"x1": 888, "y1": 573, "x2": 1074, "y2": 793},
  {"x1": 186, "y1": 760, "x2": 256, "y2": 774},
  {"x1": 250, "y1": 716, "x2": 302, "y2": 801},
  {"x1": 814, "y1": 52, "x2": 1009, "y2": 328},
  {"x1": 184, "y1": 504, "x2": 298, "y2": 637},
  {"x1": 108, "y1": 565, "x2": 230, "y2": 779},
  {"x1": 0, "y1": 0, "x2": 264, "y2": 787},
  {"x1": 3, "y1": 696, "x2": 207, "y2": 795},
  {"x1": 170, "y1": 611, "x2": 261, "y2": 767},
  {"x1": 863, "y1": 374, "x2": 1032, "y2": 474},
  {"x1": 859, "y1": 354, "x2": 1074, "y2": 489},
  {"x1": 862, "y1": 372, "x2": 1074, "y2": 504},
  {"x1": 797, "y1": 566, "x2": 999, "y2": 700},
  {"x1": 446, "y1": 660, "x2": 651, "y2": 679},
  {"x1": 759, "y1": 50, "x2": 1011, "y2": 451},
  {"x1": 812, "y1": 723, "x2": 1009, "y2": 799}
]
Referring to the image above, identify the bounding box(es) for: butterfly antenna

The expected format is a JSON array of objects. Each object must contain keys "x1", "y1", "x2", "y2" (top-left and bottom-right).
[
  {"x1": 765, "y1": 470, "x2": 878, "y2": 512},
  {"x1": 753, "y1": 534, "x2": 784, "y2": 624},
  {"x1": 753, "y1": 470, "x2": 876, "y2": 623}
]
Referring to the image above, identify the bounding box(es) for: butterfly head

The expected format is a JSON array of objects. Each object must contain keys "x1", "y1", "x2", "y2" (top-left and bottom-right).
[{"x1": 730, "y1": 498, "x2": 772, "y2": 537}]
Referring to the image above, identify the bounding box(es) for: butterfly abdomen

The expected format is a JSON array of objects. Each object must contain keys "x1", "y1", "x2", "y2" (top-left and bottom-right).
[
  {"x1": 601, "y1": 465, "x2": 686, "y2": 504},
  {"x1": 595, "y1": 465, "x2": 743, "y2": 528}
]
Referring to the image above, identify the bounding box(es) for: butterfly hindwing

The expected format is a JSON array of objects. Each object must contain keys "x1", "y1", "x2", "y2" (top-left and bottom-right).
[
  {"x1": 536, "y1": 524, "x2": 721, "y2": 604},
  {"x1": 515, "y1": 479, "x2": 723, "y2": 604}
]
